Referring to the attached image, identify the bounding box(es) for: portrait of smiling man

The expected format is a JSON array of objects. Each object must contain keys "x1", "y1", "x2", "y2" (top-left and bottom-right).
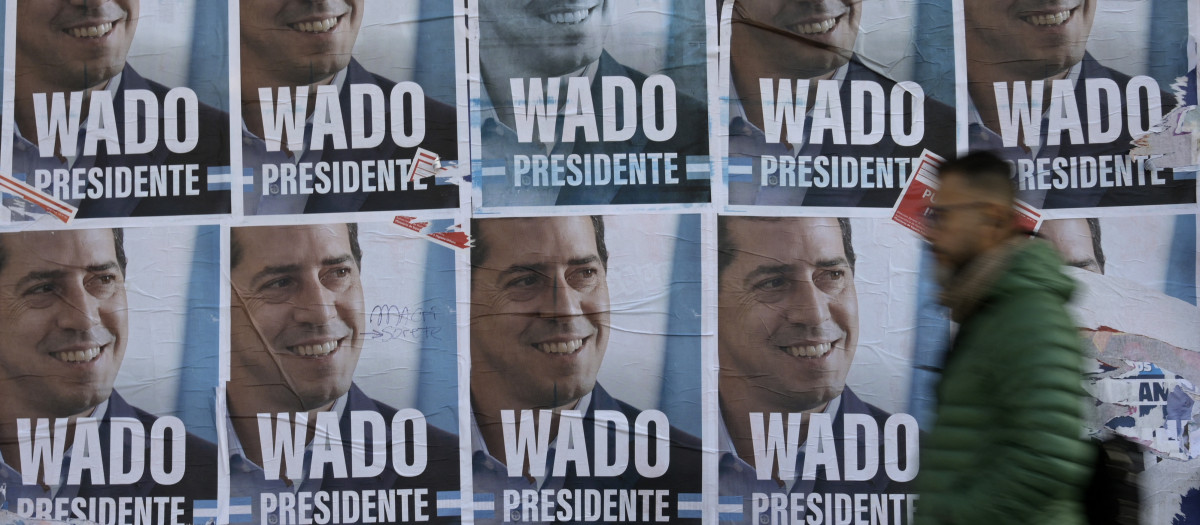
[
  {"x1": 0, "y1": 228, "x2": 215, "y2": 515},
  {"x1": 964, "y1": 0, "x2": 1192, "y2": 209},
  {"x1": 469, "y1": 215, "x2": 702, "y2": 523},
  {"x1": 10, "y1": 0, "x2": 231, "y2": 219},
  {"x1": 724, "y1": 0, "x2": 954, "y2": 208},
  {"x1": 239, "y1": 0, "x2": 460, "y2": 215},
  {"x1": 474, "y1": 0, "x2": 710, "y2": 207},
  {"x1": 226, "y1": 223, "x2": 459, "y2": 524},
  {"x1": 716, "y1": 216, "x2": 912, "y2": 523}
]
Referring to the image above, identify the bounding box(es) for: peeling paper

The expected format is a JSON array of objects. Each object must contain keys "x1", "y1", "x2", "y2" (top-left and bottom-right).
[{"x1": 1084, "y1": 352, "x2": 1200, "y2": 460}]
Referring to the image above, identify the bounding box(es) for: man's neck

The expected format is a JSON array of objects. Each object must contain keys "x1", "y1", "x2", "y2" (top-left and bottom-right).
[
  {"x1": 227, "y1": 390, "x2": 335, "y2": 468},
  {"x1": 730, "y1": 65, "x2": 839, "y2": 143},
  {"x1": 967, "y1": 60, "x2": 1075, "y2": 139},
  {"x1": 240, "y1": 67, "x2": 340, "y2": 142},
  {"x1": 472, "y1": 392, "x2": 581, "y2": 468},
  {"x1": 480, "y1": 59, "x2": 597, "y2": 132},
  {"x1": 0, "y1": 403, "x2": 101, "y2": 478},
  {"x1": 14, "y1": 72, "x2": 112, "y2": 148},
  {"x1": 718, "y1": 375, "x2": 829, "y2": 475}
]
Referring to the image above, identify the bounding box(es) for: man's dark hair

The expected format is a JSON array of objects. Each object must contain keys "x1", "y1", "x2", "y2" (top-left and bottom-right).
[
  {"x1": 113, "y1": 228, "x2": 127, "y2": 275},
  {"x1": 717, "y1": 216, "x2": 855, "y2": 277},
  {"x1": 936, "y1": 151, "x2": 1016, "y2": 203},
  {"x1": 1087, "y1": 217, "x2": 1106, "y2": 274},
  {"x1": 0, "y1": 228, "x2": 126, "y2": 276},
  {"x1": 471, "y1": 216, "x2": 608, "y2": 270},
  {"x1": 230, "y1": 224, "x2": 362, "y2": 270}
]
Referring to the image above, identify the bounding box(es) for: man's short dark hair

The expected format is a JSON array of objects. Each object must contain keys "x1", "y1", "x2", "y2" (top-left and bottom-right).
[
  {"x1": 1086, "y1": 217, "x2": 1105, "y2": 274},
  {"x1": 0, "y1": 228, "x2": 126, "y2": 276},
  {"x1": 230, "y1": 224, "x2": 362, "y2": 270},
  {"x1": 936, "y1": 151, "x2": 1016, "y2": 203},
  {"x1": 717, "y1": 216, "x2": 855, "y2": 277},
  {"x1": 471, "y1": 216, "x2": 608, "y2": 270},
  {"x1": 113, "y1": 228, "x2": 127, "y2": 275}
]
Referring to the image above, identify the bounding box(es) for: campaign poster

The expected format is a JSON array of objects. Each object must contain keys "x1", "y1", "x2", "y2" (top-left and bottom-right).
[
  {"x1": 5, "y1": 0, "x2": 231, "y2": 221},
  {"x1": 715, "y1": 215, "x2": 922, "y2": 524},
  {"x1": 0, "y1": 225, "x2": 220, "y2": 524},
  {"x1": 961, "y1": 0, "x2": 1199, "y2": 210},
  {"x1": 719, "y1": 0, "x2": 957, "y2": 211},
  {"x1": 468, "y1": 214, "x2": 703, "y2": 523},
  {"x1": 1058, "y1": 214, "x2": 1200, "y2": 524},
  {"x1": 224, "y1": 221, "x2": 462, "y2": 524},
  {"x1": 469, "y1": 2, "x2": 713, "y2": 211},
  {"x1": 238, "y1": 2, "x2": 465, "y2": 216}
]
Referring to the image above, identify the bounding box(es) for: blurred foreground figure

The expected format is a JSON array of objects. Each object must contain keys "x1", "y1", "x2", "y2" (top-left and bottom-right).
[{"x1": 918, "y1": 151, "x2": 1095, "y2": 524}]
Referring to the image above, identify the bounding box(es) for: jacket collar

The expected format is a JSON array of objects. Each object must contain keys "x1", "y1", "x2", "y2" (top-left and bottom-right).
[{"x1": 939, "y1": 236, "x2": 1032, "y2": 323}]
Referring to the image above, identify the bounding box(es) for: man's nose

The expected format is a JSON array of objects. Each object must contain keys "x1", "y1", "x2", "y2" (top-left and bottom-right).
[
  {"x1": 291, "y1": 280, "x2": 339, "y2": 325},
  {"x1": 56, "y1": 282, "x2": 103, "y2": 331},
  {"x1": 542, "y1": 274, "x2": 586, "y2": 318},
  {"x1": 782, "y1": 279, "x2": 832, "y2": 327}
]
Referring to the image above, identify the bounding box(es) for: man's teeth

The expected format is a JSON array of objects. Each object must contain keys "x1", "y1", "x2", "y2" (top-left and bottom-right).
[
  {"x1": 53, "y1": 347, "x2": 102, "y2": 363},
  {"x1": 545, "y1": 9, "x2": 591, "y2": 25},
  {"x1": 534, "y1": 339, "x2": 584, "y2": 354},
  {"x1": 1024, "y1": 10, "x2": 1072, "y2": 26},
  {"x1": 68, "y1": 23, "x2": 114, "y2": 38},
  {"x1": 791, "y1": 17, "x2": 837, "y2": 35},
  {"x1": 783, "y1": 342, "x2": 833, "y2": 358},
  {"x1": 292, "y1": 17, "x2": 339, "y2": 33},
  {"x1": 292, "y1": 341, "x2": 338, "y2": 357}
]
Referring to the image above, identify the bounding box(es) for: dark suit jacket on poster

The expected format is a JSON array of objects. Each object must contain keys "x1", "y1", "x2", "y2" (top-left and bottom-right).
[
  {"x1": 254, "y1": 58, "x2": 460, "y2": 214},
  {"x1": 0, "y1": 391, "x2": 218, "y2": 522},
  {"x1": 718, "y1": 387, "x2": 912, "y2": 524},
  {"x1": 8, "y1": 65, "x2": 232, "y2": 218},
  {"x1": 472, "y1": 383, "x2": 703, "y2": 524},
  {"x1": 728, "y1": 57, "x2": 956, "y2": 208},
  {"x1": 94, "y1": 391, "x2": 218, "y2": 503},
  {"x1": 969, "y1": 53, "x2": 1192, "y2": 208}
]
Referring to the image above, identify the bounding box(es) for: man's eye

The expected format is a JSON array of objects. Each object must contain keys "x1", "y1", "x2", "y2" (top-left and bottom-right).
[
  {"x1": 815, "y1": 268, "x2": 851, "y2": 293},
  {"x1": 24, "y1": 283, "x2": 56, "y2": 296},
  {"x1": 94, "y1": 273, "x2": 121, "y2": 286},
  {"x1": 753, "y1": 277, "x2": 787, "y2": 291},
  {"x1": 565, "y1": 267, "x2": 602, "y2": 289},
  {"x1": 506, "y1": 274, "x2": 541, "y2": 289},
  {"x1": 261, "y1": 277, "x2": 294, "y2": 290}
]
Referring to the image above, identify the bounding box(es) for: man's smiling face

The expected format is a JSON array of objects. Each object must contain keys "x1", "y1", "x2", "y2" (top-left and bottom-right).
[
  {"x1": 240, "y1": 0, "x2": 364, "y2": 86},
  {"x1": 17, "y1": 0, "x2": 140, "y2": 90},
  {"x1": 718, "y1": 217, "x2": 859, "y2": 412},
  {"x1": 470, "y1": 216, "x2": 611, "y2": 410},
  {"x1": 964, "y1": 0, "x2": 1096, "y2": 80},
  {"x1": 0, "y1": 229, "x2": 128, "y2": 419},
  {"x1": 730, "y1": 0, "x2": 861, "y2": 80},
  {"x1": 229, "y1": 224, "x2": 365, "y2": 412},
  {"x1": 479, "y1": 0, "x2": 613, "y2": 78}
]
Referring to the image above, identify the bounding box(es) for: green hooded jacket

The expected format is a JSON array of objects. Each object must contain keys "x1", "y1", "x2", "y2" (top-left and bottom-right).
[{"x1": 917, "y1": 239, "x2": 1096, "y2": 524}]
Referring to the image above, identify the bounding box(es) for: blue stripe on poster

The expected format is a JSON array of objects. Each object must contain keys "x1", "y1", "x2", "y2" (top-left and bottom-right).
[
  {"x1": 660, "y1": 214, "x2": 702, "y2": 437},
  {"x1": 187, "y1": 0, "x2": 228, "y2": 110},
  {"x1": 1165, "y1": 214, "x2": 1197, "y2": 305},
  {"x1": 416, "y1": 219, "x2": 459, "y2": 432},
  {"x1": 176, "y1": 226, "x2": 219, "y2": 443}
]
